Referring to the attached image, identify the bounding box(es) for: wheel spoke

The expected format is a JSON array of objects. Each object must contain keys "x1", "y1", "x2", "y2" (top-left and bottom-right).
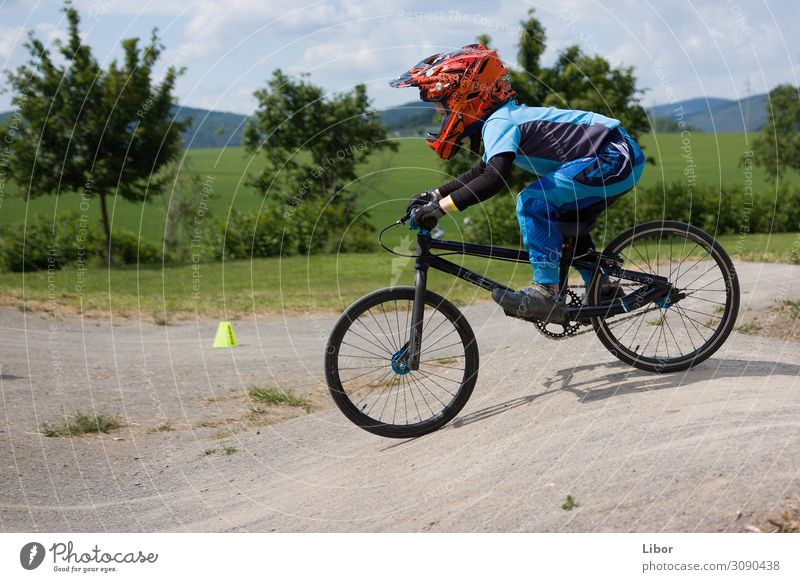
[
  {"x1": 684, "y1": 294, "x2": 726, "y2": 306},
  {"x1": 674, "y1": 304, "x2": 717, "y2": 331},
  {"x1": 355, "y1": 366, "x2": 398, "y2": 410},
  {"x1": 365, "y1": 309, "x2": 397, "y2": 354},
  {"x1": 347, "y1": 323, "x2": 394, "y2": 356},
  {"x1": 413, "y1": 368, "x2": 457, "y2": 399},
  {"x1": 664, "y1": 311, "x2": 686, "y2": 357},
  {"x1": 668, "y1": 242, "x2": 700, "y2": 282},
  {"x1": 340, "y1": 340, "x2": 390, "y2": 360},
  {"x1": 341, "y1": 364, "x2": 392, "y2": 385},
  {"x1": 678, "y1": 262, "x2": 720, "y2": 291},
  {"x1": 407, "y1": 371, "x2": 438, "y2": 417},
  {"x1": 379, "y1": 302, "x2": 401, "y2": 352}
]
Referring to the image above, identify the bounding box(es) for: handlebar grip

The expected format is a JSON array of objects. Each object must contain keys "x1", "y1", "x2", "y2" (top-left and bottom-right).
[
  {"x1": 418, "y1": 214, "x2": 439, "y2": 230},
  {"x1": 410, "y1": 208, "x2": 438, "y2": 230}
]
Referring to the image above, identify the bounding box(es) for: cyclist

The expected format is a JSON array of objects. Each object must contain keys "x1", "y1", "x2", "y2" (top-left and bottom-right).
[{"x1": 390, "y1": 43, "x2": 645, "y2": 320}]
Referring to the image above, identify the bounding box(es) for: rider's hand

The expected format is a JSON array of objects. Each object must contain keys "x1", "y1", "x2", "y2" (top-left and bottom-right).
[
  {"x1": 406, "y1": 190, "x2": 440, "y2": 214},
  {"x1": 411, "y1": 200, "x2": 444, "y2": 229}
]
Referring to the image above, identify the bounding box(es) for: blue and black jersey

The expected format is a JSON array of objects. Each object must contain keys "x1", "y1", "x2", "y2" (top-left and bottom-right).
[
  {"x1": 433, "y1": 100, "x2": 645, "y2": 284},
  {"x1": 482, "y1": 101, "x2": 622, "y2": 175},
  {"x1": 438, "y1": 101, "x2": 644, "y2": 211}
]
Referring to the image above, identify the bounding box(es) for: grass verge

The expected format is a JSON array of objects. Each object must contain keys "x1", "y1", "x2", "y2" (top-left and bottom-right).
[
  {"x1": 562, "y1": 495, "x2": 577, "y2": 511},
  {"x1": 1, "y1": 232, "x2": 797, "y2": 320},
  {"x1": 40, "y1": 411, "x2": 121, "y2": 437},
  {"x1": 248, "y1": 387, "x2": 311, "y2": 413},
  {"x1": 750, "y1": 500, "x2": 800, "y2": 533},
  {"x1": 734, "y1": 297, "x2": 800, "y2": 342}
]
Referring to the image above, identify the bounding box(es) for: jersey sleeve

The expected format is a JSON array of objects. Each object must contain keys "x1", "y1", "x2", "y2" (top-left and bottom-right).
[
  {"x1": 449, "y1": 152, "x2": 515, "y2": 210},
  {"x1": 481, "y1": 117, "x2": 520, "y2": 163},
  {"x1": 437, "y1": 161, "x2": 486, "y2": 197}
]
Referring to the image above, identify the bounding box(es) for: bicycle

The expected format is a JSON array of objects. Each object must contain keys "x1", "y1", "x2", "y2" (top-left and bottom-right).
[{"x1": 325, "y1": 212, "x2": 740, "y2": 438}]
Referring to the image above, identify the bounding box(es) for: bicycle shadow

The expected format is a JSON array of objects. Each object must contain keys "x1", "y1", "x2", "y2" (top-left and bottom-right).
[{"x1": 451, "y1": 358, "x2": 800, "y2": 429}]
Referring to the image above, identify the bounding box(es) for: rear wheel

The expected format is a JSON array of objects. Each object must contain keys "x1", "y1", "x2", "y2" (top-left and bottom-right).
[
  {"x1": 325, "y1": 287, "x2": 479, "y2": 438},
  {"x1": 590, "y1": 221, "x2": 739, "y2": 373}
]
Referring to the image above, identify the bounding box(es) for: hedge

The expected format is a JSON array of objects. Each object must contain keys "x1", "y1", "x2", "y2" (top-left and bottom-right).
[{"x1": 463, "y1": 181, "x2": 800, "y2": 247}]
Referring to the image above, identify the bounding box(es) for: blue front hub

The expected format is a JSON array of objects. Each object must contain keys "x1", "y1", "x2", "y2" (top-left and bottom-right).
[{"x1": 391, "y1": 349, "x2": 411, "y2": 375}]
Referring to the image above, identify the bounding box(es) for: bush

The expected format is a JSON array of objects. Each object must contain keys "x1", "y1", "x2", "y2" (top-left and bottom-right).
[
  {"x1": 463, "y1": 181, "x2": 800, "y2": 247},
  {"x1": 0, "y1": 212, "x2": 101, "y2": 272},
  {"x1": 0, "y1": 211, "x2": 164, "y2": 272},
  {"x1": 0, "y1": 215, "x2": 61, "y2": 272},
  {"x1": 210, "y1": 204, "x2": 374, "y2": 260},
  {"x1": 110, "y1": 229, "x2": 164, "y2": 265}
]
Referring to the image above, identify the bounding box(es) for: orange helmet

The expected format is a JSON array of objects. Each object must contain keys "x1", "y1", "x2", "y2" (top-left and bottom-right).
[{"x1": 390, "y1": 44, "x2": 515, "y2": 159}]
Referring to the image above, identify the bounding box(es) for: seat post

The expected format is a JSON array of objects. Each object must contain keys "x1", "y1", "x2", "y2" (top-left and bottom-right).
[
  {"x1": 556, "y1": 218, "x2": 598, "y2": 300},
  {"x1": 558, "y1": 235, "x2": 576, "y2": 300}
]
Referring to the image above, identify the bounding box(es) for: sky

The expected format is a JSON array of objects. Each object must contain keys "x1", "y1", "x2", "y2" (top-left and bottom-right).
[{"x1": 1, "y1": 0, "x2": 798, "y2": 115}]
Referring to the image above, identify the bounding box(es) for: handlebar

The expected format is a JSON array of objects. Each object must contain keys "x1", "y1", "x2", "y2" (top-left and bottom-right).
[{"x1": 379, "y1": 210, "x2": 442, "y2": 256}]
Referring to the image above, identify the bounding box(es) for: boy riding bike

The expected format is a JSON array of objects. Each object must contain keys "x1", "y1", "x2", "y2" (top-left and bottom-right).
[{"x1": 390, "y1": 43, "x2": 645, "y2": 321}]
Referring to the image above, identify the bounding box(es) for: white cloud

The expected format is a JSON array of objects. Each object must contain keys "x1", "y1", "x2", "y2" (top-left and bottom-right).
[
  {"x1": 2, "y1": 0, "x2": 799, "y2": 114},
  {"x1": 72, "y1": 0, "x2": 191, "y2": 16},
  {"x1": 0, "y1": 26, "x2": 24, "y2": 61}
]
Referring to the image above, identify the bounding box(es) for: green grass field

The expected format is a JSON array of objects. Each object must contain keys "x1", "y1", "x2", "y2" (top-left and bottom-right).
[
  {"x1": 0, "y1": 132, "x2": 781, "y2": 241},
  {"x1": 2, "y1": 231, "x2": 796, "y2": 319},
  {"x1": 1, "y1": 130, "x2": 795, "y2": 318}
]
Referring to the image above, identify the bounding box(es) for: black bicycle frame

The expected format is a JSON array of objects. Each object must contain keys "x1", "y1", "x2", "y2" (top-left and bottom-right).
[{"x1": 405, "y1": 231, "x2": 674, "y2": 370}]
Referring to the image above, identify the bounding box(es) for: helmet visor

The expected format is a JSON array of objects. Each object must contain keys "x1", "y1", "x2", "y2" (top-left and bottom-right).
[{"x1": 388, "y1": 53, "x2": 441, "y2": 88}]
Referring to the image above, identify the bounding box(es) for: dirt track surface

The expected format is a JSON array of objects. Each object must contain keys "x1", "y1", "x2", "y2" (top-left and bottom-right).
[{"x1": 2, "y1": 261, "x2": 800, "y2": 532}]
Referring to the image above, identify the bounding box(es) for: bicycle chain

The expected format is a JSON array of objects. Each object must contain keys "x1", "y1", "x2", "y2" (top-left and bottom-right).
[{"x1": 534, "y1": 285, "x2": 661, "y2": 340}]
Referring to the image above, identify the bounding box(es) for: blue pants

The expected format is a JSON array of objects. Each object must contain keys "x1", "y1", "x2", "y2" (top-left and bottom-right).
[{"x1": 516, "y1": 128, "x2": 645, "y2": 284}]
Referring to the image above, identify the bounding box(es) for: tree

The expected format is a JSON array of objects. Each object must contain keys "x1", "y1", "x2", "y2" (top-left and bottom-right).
[
  {"x1": 536, "y1": 47, "x2": 650, "y2": 141},
  {"x1": 3, "y1": 1, "x2": 187, "y2": 265},
  {"x1": 161, "y1": 159, "x2": 209, "y2": 261},
  {"x1": 244, "y1": 70, "x2": 397, "y2": 218},
  {"x1": 510, "y1": 12, "x2": 547, "y2": 106},
  {"x1": 751, "y1": 84, "x2": 800, "y2": 178}
]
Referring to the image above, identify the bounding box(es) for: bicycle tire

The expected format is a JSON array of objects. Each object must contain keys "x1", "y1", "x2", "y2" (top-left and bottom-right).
[
  {"x1": 325, "y1": 286, "x2": 479, "y2": 438},
  {"x1": 590, "y1": 221, "x2": 740, "y2": 373}
]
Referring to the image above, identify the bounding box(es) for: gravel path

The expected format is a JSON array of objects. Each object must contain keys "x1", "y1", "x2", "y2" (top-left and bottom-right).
[{"x1": 1, "y1": 261, "x2": 799, "y2": 532}]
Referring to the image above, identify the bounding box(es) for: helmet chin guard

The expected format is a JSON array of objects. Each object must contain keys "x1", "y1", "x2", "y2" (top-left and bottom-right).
[{"x1": 390, "y1": 44, "x2": 515, "y2": 160}]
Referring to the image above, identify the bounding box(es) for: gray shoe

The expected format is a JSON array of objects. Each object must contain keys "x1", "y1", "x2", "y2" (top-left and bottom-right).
[{"x1": 492, "y1": 283, "x2": 566, "y2": 322}]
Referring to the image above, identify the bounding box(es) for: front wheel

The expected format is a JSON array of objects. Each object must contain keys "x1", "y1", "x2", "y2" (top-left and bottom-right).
[
  {"x1": 590, "y1": 221, "x2": 740, "y2": 373},
  {"x1": 325, "y1": 287, "x2": 479, "y2": 438}
]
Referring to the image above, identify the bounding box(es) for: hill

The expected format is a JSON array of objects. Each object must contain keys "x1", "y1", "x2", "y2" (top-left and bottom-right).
[
  {"x1": 0, "y1": 101, "x2": 434, "y2": 145},
  {"x1": 0, "y1": 105, "x2": 249, "y2": 149},
  {"x1": 378, "y1": 101, "x2": 436, "y2": 136},
  {"x1": 380, "y1": 93, "x2": 771, "y2": 134},
  {"x1": 0, "y1": 90, "x2": 773, "y2": 150},
  {"x1": 174, "y1": 106, "x2": 249, "y2": 148},
  {"x1": 648, "y1": 93, "x2": 768, "y2": 132}
]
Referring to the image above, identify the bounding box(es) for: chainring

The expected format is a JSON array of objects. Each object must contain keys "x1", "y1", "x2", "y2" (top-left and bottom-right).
[{"x1": 534, "y1": 289, "x2": 586, "y2": 340}]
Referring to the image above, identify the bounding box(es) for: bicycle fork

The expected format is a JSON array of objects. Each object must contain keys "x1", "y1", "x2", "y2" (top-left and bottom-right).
[{"x1": 406, "y1": 247, "x2": 429, "y2": 371}]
